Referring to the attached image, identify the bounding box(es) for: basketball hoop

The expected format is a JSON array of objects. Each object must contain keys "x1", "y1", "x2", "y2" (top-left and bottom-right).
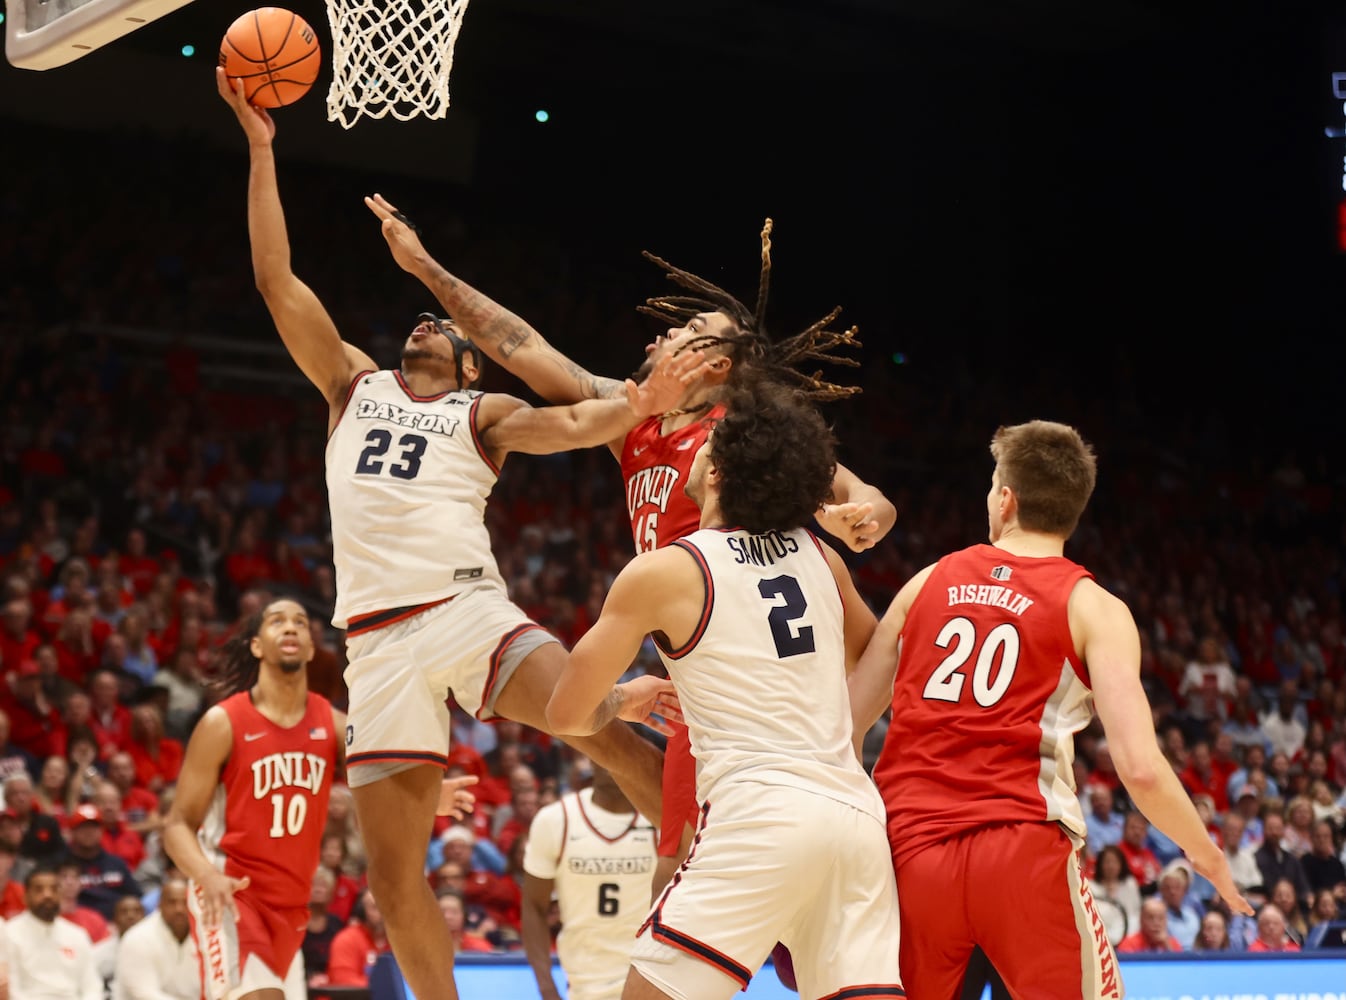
[{"x1": 324, "y1": 0, "x2": 471, "y2": 128}]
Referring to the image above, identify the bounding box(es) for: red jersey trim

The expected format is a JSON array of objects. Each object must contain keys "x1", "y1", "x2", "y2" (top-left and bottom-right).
[
  {"x1": 347, "y1": 750, "x2": 448, "y2": 769},
  {"x1": 475, "y1": 623, "x2": 549, "y2": 721},
  {"x1": 819, "y1": 988, "x2": 907, "y2": 999},
  {"x1": 575, "y1": 793, "x2": 640, "y2": 844},
  {"x1": 555, "y1": 795, "x2": 570, "y2": 868},
  {"x1": 393, "y1": 369, "x2": 453, "y2": 402},
  {"x1": 647, "y1": 915, "x2": 752, "y2": 988},
  {"x1": 346, "y1": 596, "x2": 453, "y2": 637},
  {"x1": 661, "y1": 541, "x2": 713, "y2": 660},
  {"x1": 640, "y1": 801, "x2": 709, "y2": 936},
  {"x1": 327, "y1": 369, "x2": 376, "y2": 443},
  {"x1": 468, "y1": 394, "x2": 500, "y2": 477}
]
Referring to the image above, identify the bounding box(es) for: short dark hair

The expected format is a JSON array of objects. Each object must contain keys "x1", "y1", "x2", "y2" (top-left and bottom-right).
[
  {"x1": 710, "y1": 379, "x2": 836, "y2": 533},
  {"x1": 25, "y1": 862, "x2": 60, "y2": 888}
]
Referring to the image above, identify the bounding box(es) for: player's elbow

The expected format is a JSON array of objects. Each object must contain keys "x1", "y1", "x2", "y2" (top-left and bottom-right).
[
  {"x1": 544, "y1": 695, "x2": 589, "y2": 737},
  {"x1": 1114, "y1": 750, "x2": 1162, "y2": 794}
]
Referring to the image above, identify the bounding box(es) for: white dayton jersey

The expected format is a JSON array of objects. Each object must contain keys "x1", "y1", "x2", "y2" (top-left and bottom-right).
[
  {"x1": 523, "y1": 788, "x2": 658, "y2": 1000},
  {"x1": 659, "y1": 527, "x2": 882, "y2": 820},
  {"x1": 325, "y1": 370, "x2": 508, "y2": 628}
]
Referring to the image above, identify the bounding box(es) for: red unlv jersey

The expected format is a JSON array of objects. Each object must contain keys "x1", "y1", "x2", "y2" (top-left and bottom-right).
[
  {"x1": 873, "y1": 544, "x2": 1096, "y2": 867},
  {"x1": 200, "y1": 692, "x2": 337, "y2": 910},
  {"x1": 621, "y1": 405, "x2": 726, "y2": 554}
]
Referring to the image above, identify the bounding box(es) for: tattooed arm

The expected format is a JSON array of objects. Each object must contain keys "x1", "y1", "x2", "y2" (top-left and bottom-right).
[{"x1": 366, "y1": 193, "x2": 624, "y2": 405}]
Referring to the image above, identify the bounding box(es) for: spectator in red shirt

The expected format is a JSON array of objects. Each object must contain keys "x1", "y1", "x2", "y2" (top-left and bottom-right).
[
  {"x1": 436, "y1": 888, "x2": 493, "y2": 954},
  {"x1": 88, "y1": 669, "x2": 132, "y2": 760},
  {"x1": 91, "y1": 780, "x2": 144, "y2": 873},
  {"x1": 1247, "y1": 903, "x2": 1302, "y2": 952},
  {"x1": 0, "y1": 598, "x2": 41, "y2": 674},
  {"x1": 124, "y1": 705, "x2": 181, "y2": 793},
  {"x1": 118, "y1": 529, "x2": 160, "y2": 599},
  {"x1": 105, "y1": 751, "x2": 160, "y2": 836},
  {"x1": 0, "y1": 708, "x2": 40, "y2": 785},
  {"x1": 1, "y1": 660, "x2": 67, "y2": 760},
  {"x1": 1180, "y1": 740, "x2": 1231, "y2": 813},
  {"x1": 319, "y1": 833, "x2": 363, "y2": 925},
  {"x1": 327, "y1": 888, "x2": 390, "y2": 987},
  {"x1": 1118, "y1": 810, "x2": 1163, "y2": 892},
  {"x1": 1117, "y1": 898, "x2": 1183, "y2": 953},
  {"x1": 0, "y1": 842, "x2": 24, "y2": 918},
  {"x1": 52, "y1": 610, "x2": 101, "y2": 687}
]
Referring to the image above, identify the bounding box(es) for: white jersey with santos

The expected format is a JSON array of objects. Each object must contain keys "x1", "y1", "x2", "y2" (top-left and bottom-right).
[
  {"x1": 325, "y1": 370, "x2": 507, "y2": 629},
  {"x1": 523, "y1": 788, "x2": 658, "y2": 1000},
  {"x1": 657, "y1": 526, "x2": 883, "y2": 822}
]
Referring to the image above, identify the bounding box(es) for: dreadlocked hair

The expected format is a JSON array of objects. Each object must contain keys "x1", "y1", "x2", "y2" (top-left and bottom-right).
[
  {"x1": 208, "y1": 609, "x2": 265, "y2": 699},
  {"x1": 637, "y1": 217, "x2": 864, "y2": 404}
]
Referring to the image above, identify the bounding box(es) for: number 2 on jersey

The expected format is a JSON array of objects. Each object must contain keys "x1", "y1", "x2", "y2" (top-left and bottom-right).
[
  {"x1": 758, "y1": 575, "x2": 815, "y2": 658},
  {"x1": 922, "y1": 617, "x2": 1020, "y2": 707},
  {"x1": 355, "y1": 429, "x2": 427, "y2": 480}
]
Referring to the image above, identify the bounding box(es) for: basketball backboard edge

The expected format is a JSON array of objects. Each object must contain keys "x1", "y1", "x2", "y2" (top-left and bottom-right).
[{"x1": 6, "y1": 0, "x2": 197, "y2": 71}]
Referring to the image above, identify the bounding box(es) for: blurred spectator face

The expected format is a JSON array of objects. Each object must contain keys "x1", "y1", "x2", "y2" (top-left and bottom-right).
[
  {"x1": 1256, "y1": 905, "x2": 1287, "y2": 947},
  {"x1": 1191, "y1": 743, "x2": 1212, "y2": 771},
  {"x1": 438, "y1": 892, "x2": 465, "y2": 933},
  {"x1": 107, "y1": 753, "x2": 136, "y2": 792},
  {"x1": 2, "y1": 599, "x2": 31, "y2": 638},
  {"x1": 1221, "y1": 813, "x2": 1246, "y2": 851},
  {"x1": 131, "y1": 705, "x2": 163, "y2": 743},
  {"x1": 94, "y1": 783, "x2": 122, "y2": 825},
  {"x1": 1089, "y1": 786, "x2": 1114, "y2": 819},
  {"x1": 309, "y1": 868, "x2": 335, "y2": 907},
  {"x1": 435, "y1": 862, "x2": 467, "y2": 894},
  {"x1": 112, "y1": 894, "x2": 145, "y2": 934},
  {"x1": 1122, "y1": 813, "x2": 1149, "y2": 847},
  {"x1": 1263, "y1": 812, "x2": 1285, "y2": 843},
  {"x1": 159, "y1": 880, "x2": 191, "y2": 940},
  {"x1": 1245, "y1": 744, "x2": 1266, "y2": 770},
  {"x1": 1312, "y1": 891, "x2": 1339, "y2": 923},
  {"x1": 64, "y1": 691, "x2": 92, "y2": 728},
  {"x1": 39, "y1": 756, "x2": 67, "y2": 794},
  {"x1": 1310, "y1": 821, "x2": 1335, "y2": 857},
  {"x1": 70, "y1": 817, "x2": 102, "y2": 853},
  {"x1": 1212, "y1": 732, "x2": 1236, "y2": 762},
  {"x1": 25, "y1": 871, "x2": 60, "y2": 922},
  {"x1": 34, "y1": 645, "x2": 59, "y2": 677},
  {"x1": 1159, "y1": 869, "x2": 1189, "y2": 908},
  {"x1": 57, "y1": 865, "x2": 82, "y2": 905},
  {"x1": 1198, "y1": 911, "x2": 1228, "y2": 949},
  {"x1": 440, "y1": 831, "x2": 474, "y2": 869},
  {"x1": 361, "y1": 891, "x2": 384, "y2": 935},
  {"x1": 1271, "y1": 879, "x2": 1298, "y2": 916},
  {"x1": 1140, "y1": 900, "x2": 1169, "y2": 946},
  {"x1": 320, "y1": 835, "x2": 346, "y2": 871},
  {"x1": 508, "y1": 764, "x2": 537, "y2": 797},
  {"x1": 5, "y1": 777, "x2": 33, "y2": 817}
]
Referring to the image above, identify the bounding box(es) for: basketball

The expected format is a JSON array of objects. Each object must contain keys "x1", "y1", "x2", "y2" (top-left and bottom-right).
[{"x1": 220, "y1": 7, "x2": 322, "y2": 109}]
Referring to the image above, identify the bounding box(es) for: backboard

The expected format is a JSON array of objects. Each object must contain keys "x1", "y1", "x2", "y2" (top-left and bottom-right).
[{"x1": 5, "y1": 0, "x2": 195, "y2": 70}]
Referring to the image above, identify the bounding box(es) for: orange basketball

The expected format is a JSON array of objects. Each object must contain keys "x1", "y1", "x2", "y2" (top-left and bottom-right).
[{"x1": 220, "y1": 7, "x2": 322, "y2": 109}]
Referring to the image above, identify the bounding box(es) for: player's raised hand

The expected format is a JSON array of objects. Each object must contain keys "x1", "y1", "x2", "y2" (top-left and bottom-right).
[
  {"x1": 365, "y1": 194, "x2": 431, "y2": 275},
  {"x1": 1191, "y1": 853, "x2": 1255, "y2": 917},
  {"x1": 197, "y1": 869, "x2": 250, "y2": 928},
  {"x1": 624, "y1": 349, "x2": 711, "y2": 418},
  {"x1": 817, "y1": 500, "x2": 881, "y2": 552},
  {"x1": 436, "y1": 773, "x2": 479, "y2": 819},
  {"x1": 615, "y1": 675, "x2": 680, "y2": 736},
  {"x1": 215, "y1": 67, "x2": 275, "y2": 145}
]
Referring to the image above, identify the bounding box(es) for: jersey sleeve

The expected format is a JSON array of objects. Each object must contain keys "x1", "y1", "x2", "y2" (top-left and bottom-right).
[{"x1": 522, "y1": 800, "x2": 564, "y2": 879}]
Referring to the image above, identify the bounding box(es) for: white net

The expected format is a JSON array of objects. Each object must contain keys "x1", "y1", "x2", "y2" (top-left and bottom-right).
[{"x1": 324, "y1": 0, "x2": 471, "y2": 129}]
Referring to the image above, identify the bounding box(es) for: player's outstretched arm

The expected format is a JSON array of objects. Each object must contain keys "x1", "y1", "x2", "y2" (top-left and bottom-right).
[
  {"x1": 547, "y1": 548, "x2": 695, "y2": 737},
  {"x1": 477, "y1": 349, "x2": 709, "y2": 461},
  {"x1": 161, "y1": 706, "x2": 252, "y2": 926},
  {"x1": 817, "y1": 463, "x2": 898, "y2": 553},
  {"x1": 365, "y1": 194, "x2": 625, "y2": 405},
  {"x1": 1081, "y1": 580, "x2": 1254, "y2": 917},
  {"x1": 216, "y1": 68, "x2": 373, "y2": 409}
]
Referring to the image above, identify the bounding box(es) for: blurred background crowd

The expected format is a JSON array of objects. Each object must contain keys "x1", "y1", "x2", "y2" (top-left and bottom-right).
[{"x1": 0, "y1": 121, "x2": 1343, "y2": 995}]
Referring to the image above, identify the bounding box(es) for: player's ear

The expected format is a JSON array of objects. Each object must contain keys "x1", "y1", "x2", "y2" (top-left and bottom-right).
[{"x1": 249, "y1": 635, "x2": 263, "y2": 661}]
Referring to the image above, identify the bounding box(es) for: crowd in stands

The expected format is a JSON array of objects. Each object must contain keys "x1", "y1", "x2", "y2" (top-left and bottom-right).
[{"x1": 0, "y1": 124, "x2": 1343, "y2": 992}]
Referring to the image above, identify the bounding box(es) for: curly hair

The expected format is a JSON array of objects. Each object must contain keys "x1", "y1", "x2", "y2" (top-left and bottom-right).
[
  {"x1": 638, "y1": 218, "x2": 863, "y2": 405},
  {"x1": 709, "y1": 378, "x2": 837, "y2": 533}
]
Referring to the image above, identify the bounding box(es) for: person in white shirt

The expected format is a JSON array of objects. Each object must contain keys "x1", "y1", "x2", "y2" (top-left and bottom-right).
[
  {"x1": 94, "y1": 895, "x2": 147, "y2": 994},
  {"x1": 5, "y1": 863, "x2": 102, "y2": 1000},
  {"x1": 112, "y1": 878, "x2": 197, "y2": 1000}
]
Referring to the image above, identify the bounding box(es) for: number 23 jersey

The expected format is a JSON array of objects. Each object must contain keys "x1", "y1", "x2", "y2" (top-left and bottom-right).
[
  {"x1": 325, "y1": 371, "x2": 507, "y2": 629},
  {"x1": 873, "y1": 543, "x2": 1095, "y2": 867}
]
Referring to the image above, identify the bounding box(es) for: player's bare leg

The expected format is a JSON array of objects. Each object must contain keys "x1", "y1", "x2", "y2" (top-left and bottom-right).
[
  {"x1": 494, "y1": 644, "x2": 665, "y2": 826},
  {"x1": 351, "y1": 765, "x2": 459, "y2": 1000},
  {"x1": 650, "y1": 825, "x2": 693, "y2": 900},
  {"x1": 622, "y1": 968, "x2": 675, "y2": 999}
]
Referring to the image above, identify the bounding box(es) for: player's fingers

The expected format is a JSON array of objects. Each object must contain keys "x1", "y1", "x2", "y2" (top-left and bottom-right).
[
  {"x1": 232, "y1": 876, "x2": 250, "y2": 894},
  {"x1": 646, "y1": 716, "x2": 675, "y2": 738},
  {"x1": 364, "y1": 196, "x2": 389, "y2": 220}
]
